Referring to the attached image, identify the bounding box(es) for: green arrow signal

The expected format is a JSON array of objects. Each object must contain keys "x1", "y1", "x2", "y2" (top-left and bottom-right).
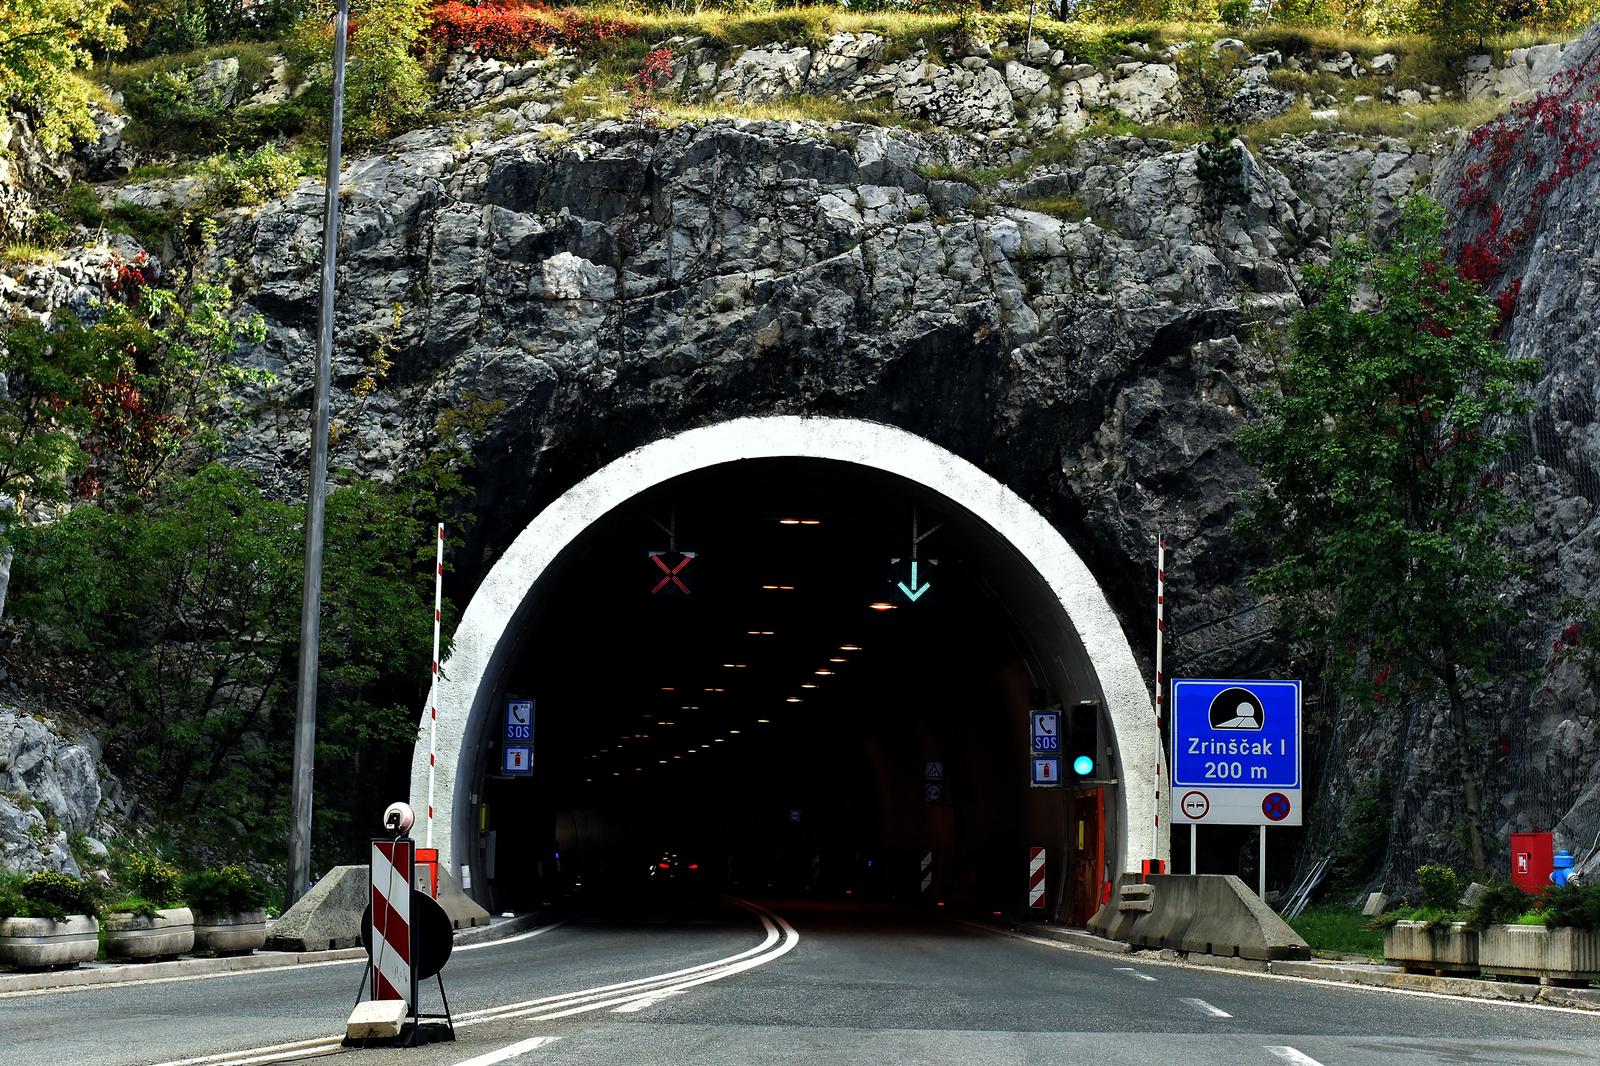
[{"x1": 897, "y1": 560, "x2": 931, "y2": 602}]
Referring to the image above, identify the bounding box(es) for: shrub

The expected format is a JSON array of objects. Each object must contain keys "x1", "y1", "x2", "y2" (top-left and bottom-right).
[
  {"x1": 428, "y1": 3, "x2": 639, "y2": 60},
  {"x1": 1544, "y1": 883, "x2": 1600, "y2": 931},
  {"x1": 19, "y1": 870, "x2": 98, "y2": 921},
  {"x1": 0, "y1": 874, "x2": 27, "y2": 921},
  {"x1": 1219, "y1": 0, "x2": 1254, "y2": 26},
  {"x1": 1417, "y1": 864, "x2": 1462, "y2": 910},
  {"x1": 292, "y1": 0, "x2": 431, "y2": 143},
  {"x1": 1195, "y1": 125, "x2": 1248, "y2": 219},
  {"x1": 199, "y1": 143, "x2": 309, "y2": 207},
  {"x1": 118, "y1": 854, "x2": 183, "y2": 909},
  {"x1": 181, "y1": 866, "x2": 269, "y2": 915},
  {"x1": 1465, "y1": 880, "x2": 1539, "y2": 931}
]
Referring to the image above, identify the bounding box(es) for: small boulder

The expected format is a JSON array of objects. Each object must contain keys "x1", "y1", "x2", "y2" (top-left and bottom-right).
[{"x1": 1361, "y1": 892, "x2": 1389, "y2": 916}]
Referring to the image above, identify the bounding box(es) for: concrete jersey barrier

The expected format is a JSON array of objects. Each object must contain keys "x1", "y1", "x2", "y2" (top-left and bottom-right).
[{"x1": 1088, "y1": 873, "x2": 1310, "y2": 961}]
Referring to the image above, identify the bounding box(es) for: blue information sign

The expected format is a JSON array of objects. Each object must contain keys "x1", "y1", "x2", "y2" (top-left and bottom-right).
[
  {"x1": 505, "y1": 699, "x2": 534, "y2": 742},
  {"x1": 1170, "y1": 679, "x2": 1301, "y2": 826}
]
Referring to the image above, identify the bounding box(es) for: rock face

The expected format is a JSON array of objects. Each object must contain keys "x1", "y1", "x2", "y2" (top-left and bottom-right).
[
  {"x1": 1, "y1": 23, "x2": 1593, "y2": 890},
  {"x1": 0, "y1": 710, "x2": 106, "y2": 876}
]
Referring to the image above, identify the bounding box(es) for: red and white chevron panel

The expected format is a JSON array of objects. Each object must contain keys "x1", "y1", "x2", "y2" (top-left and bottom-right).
[
  {"x1": 1028, "y1": 847, "x2": 1046, "y2": 909},
  {"x1": 371, "y1": 839, "x2": 414, "y2": 1005}
]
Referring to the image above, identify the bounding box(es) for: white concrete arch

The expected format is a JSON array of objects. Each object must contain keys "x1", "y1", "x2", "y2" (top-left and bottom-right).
[{"x1": 411, "y1": 416, "x2": 1167, "y2": 888}]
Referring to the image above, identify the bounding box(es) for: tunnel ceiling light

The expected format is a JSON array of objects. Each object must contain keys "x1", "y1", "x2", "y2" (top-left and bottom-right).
[
  {"x1": 713, "y1": 738, "x2": 725, "y2": 743},
  {"x1": 800, "y1": 519, "x2": 821, "y2": 526},
  {"x1": 762, "y1": 584, "x2": 796, "y2": 591},
  {"x1": 757, "y1": 718, "x2": 771, "y2": 724},
  {"x1": 801, "y1": 683, "x2": 817, "y2": 689},
  {"x1": 815, "y1": 669, "x2": 834, "y2": 676},
  {"x1": 729, "y1": 729, "x2": 741, "y2": 734},
  {"x1": 660, "y1": 686, "x2": 675, "y2": 692},
  {"x1": 748, "y1": 630, "x2": 775, "y2": 636},
  {"x1": 661, "y1": 720, "x2": 675, "y2": 726},
  {"x1": 869, "y1": 601, "x2": 896, "y2": 611},
  {"x1": 777, "y1": 518, "x2": 801, "y2": 525},
  {"x1": 658, "y1": 759, "x2": 668, "y2": 764},
  {"x1": 829, "y1": 657, "x2": 847, "y2": 663},
  {"x1": 723, "y1": 663, "x2": 746, "y2": 669},
  {"x1": 786, "y1": 696, "x2": 803, "y2": 703},
  {"x1": 840, "y1": 644, "x2": 862, "y2": 652}
]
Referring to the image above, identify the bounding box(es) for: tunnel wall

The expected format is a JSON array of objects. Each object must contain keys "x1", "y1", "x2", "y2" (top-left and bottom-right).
[{"x1": 411, "y1": 416, "x2": 1168, "y2": 895}]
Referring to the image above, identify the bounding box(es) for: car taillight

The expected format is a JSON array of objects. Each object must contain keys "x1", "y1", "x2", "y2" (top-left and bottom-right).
[
  {"x1": 659, "y1": 862, "x2": 671, "y2": 869},
  {"x1": 688, "y1": 863, "x2": 699, "y2": 870}
]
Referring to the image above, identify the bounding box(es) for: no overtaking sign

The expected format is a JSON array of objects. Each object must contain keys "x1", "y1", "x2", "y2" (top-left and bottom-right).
[{"x1": 1169, "y1": 679, "x2": 1302, "y2": 826}]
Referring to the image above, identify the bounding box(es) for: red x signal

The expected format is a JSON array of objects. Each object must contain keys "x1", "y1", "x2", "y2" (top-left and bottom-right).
[{"x1": 649, "y1": 551, "x2": 696, "y2": 596}]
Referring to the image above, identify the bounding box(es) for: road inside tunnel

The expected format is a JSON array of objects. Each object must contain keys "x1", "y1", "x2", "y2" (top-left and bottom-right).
[{"x1": 468, "y1": 458, "x2": 1115, "y2": 922}]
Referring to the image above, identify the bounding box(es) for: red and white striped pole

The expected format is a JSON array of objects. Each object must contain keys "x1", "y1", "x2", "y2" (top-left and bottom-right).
[
  {"x1": 1028, "y1": 847, "x2": 1046, "y2": 910},
  {"x1": 426, "y1": 523, "x2": 443, "y2": 849}
]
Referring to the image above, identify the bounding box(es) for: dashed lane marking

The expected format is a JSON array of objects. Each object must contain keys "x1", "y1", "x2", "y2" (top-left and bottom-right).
[
  {"x1": 1266, "y1": 1046, "x2": 1325, "y2": 1066},
  {"x1": 1114, "y1": 967, "x2": 1158, "y2": 982},
  {"x1": 1182, "y1": 997, "x2": 1232, "y2": 1018}
]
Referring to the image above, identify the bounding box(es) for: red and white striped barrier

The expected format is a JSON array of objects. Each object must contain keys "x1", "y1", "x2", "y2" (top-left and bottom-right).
[
  {"x1": 1028, "y1": 847, "x2": 1046, "y2": 909},
  {"x1": 371, "y1": 839, "x2": 415, "y2": 1005}
]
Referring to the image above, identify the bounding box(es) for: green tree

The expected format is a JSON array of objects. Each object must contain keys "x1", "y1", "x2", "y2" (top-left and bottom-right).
[
  {"x1": 1236, "y1": 196, "x2": 1540, "y2": 874},
  {"x1": 0, "y1": 0, "x2": 125, "y2": 152},
  {"x1": 11, "y1": 463, "x2": 455, "y2": 862},
  {"x1": 291, "y1": 0, "x2": 429, "y2": 144}
]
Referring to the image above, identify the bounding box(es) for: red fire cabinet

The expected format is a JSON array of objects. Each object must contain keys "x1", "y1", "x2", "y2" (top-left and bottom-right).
[{"x1": 1510, "y1": 832, "x2": 1553, "y2": 893}]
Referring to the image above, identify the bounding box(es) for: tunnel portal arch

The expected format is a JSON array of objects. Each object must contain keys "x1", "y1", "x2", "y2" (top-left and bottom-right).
[{"x1": 411, "y1": 416, "x2": 1167, "y2": 893}]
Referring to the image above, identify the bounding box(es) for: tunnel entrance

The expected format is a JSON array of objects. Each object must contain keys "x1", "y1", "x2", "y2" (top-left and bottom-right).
[{"x1": 412, "y1": 417, "x2": 1164, "y2": 920}]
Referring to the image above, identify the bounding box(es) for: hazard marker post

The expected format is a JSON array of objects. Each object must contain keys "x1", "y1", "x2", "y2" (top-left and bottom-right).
[
  {"x1": 347, "y1": 802, "x2": 457, "y2": 1047},
  {"x1": 1028, "y1": 847, "x2": 1046, "y2": 910}
]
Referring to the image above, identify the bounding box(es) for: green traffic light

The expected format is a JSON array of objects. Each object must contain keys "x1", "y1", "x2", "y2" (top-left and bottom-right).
[{"x1": 1073, "y1": 755, "x2": 1093, "y2": 776}]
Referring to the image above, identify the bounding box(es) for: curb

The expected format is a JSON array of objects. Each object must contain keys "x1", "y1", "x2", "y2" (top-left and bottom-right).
[
  {"x1": 0, "y1": 912, "x2": 549, "y2": 996},
  {"x1": 1012, "y1": 924, "x2": 1600, "y2": 1011}
]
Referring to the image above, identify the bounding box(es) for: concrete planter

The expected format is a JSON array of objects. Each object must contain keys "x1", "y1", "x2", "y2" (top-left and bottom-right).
[
  {"x1": 0, "y1": 915, "x2": 100, "y2": 969},
  {"x1": 102, "y1": 907, "x2": 195, "y2": 960},
  {"x1": 191, "y1": 910, "x2": 267, "y2": 956},
  {"x1": 1383, "y1": 920, "x2": 1479, "y2": 975},
  {"x1": 1480, "y1": 924, "x2": 1600, "y2": 984}
]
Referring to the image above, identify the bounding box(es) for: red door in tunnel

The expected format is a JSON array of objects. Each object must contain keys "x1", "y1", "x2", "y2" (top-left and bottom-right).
[{"x1": 1069, "y1": 788, "x2": 1105, "y2": 926}]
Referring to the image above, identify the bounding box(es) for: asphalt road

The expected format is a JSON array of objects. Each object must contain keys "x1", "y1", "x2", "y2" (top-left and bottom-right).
[{"x1": 2, "y1": 898, "x2": 1597, "y2": 1066}]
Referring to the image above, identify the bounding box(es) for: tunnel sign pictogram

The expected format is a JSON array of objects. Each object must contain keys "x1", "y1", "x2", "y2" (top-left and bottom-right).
[
  {"x1": 503, "y1": 745, "x2": 531, "y2": 775},
  {"x1": 1170, "y1": 679, "x2": 1301, "y2": 826},
  {"x1": 648, "y1": 550, "x2": 696, "y2": 596},
  {"x1": 1031, "y1": 755, "x2": 1062, "y2": 787}
]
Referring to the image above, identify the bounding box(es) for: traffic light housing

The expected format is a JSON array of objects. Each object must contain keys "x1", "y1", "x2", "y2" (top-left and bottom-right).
[{"x1": 1068, "y1": 701, "x2": 1100, "y2": 778}]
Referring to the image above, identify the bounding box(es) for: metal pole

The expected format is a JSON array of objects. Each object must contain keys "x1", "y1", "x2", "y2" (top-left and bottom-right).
[
  {"x1": 1259, "y1": 828, "x2": 1267, "y2": 900},
  {"x1": 287, "y1": 0, "x2": 349, "y2": 908},
  {"x1": 426, "y1": 523, "x2": 444, "y2": 848},
  {"x1": 1154, "y1": 534, "x2": 1165, "y2": 860},
  {"x1": 1190, "y1": 823, "x2": 1197, "y2": 876}
]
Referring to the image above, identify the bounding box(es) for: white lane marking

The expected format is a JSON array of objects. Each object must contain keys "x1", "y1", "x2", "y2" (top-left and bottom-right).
[
  {"x1": 970, "y1": 922, "x2": 1600, "y2": 1017},
  {"x1": 1, "y1": 922, "x2": 565, "y2": 1001},
  {"x1": 1182, "y1": 996, "x2": 1232, "y2": 1018},
  {"x1": 449, "y1": 1035, "x2": 561, "y2": 1066},
  {"x1": 1114, "y1": 966, "x2": 1157, "y2": 982},
  {"x1": 611, "y1": 989, "x2": 686, "y2": 1013},
  {"x1": 1266, "y1": 1046, "x2": 1325, "y2": 1066},
  {"x1": 455, "y1": 922, "x2": 567, "y2": 953},
  {"x1": 153, "y1": 901, "x2": 796, "y2": 1066}
]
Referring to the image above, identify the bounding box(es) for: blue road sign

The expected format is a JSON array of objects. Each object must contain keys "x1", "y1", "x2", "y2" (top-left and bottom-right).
[
  {"x1": 1170, "y1": 679, "x2": 1301, "y2": 826},
  {"x1": 505, "y1": 699, "x2": 534, "y2": 741},
  {"x1": 1031, "y1": 711, "x2": 1060, "y2": 753},
  {"x1": 1031, "y1": 755, "x2": 1062, "y2": 787},
  {"x1": 503, "y1": 745, "x2": 532, "y2": 775}
]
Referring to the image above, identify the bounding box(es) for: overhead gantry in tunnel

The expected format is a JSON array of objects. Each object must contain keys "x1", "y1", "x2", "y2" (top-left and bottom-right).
[{"x1": 411, "y1": 417, "x2": 1165, "y2": 920}]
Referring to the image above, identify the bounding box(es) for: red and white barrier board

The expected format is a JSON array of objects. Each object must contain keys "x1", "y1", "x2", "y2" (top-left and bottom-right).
[
  {"x1": 1028, "y1": 847, "x2": 1046, "y2": 909},
  {"x1": 371, "y1": 839, "x2": 415, "y2": 1005}
]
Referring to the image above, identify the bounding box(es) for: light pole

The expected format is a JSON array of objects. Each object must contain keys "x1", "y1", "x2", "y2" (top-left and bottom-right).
[{"x1": 288, "y1": 0, "x2": 350, "y2": 907}]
